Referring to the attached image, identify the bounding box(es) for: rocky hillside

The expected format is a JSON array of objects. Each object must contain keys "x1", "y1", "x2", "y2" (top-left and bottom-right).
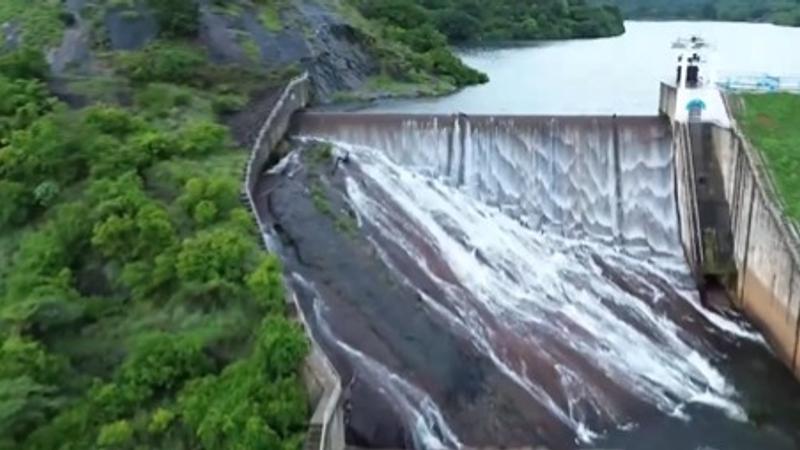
[
  {"x1": 3, "y1": 0, "x2": 626, "y2": 104},
  {"x1": 1, "y1": 0, "x2": 474, "y2": 102}
]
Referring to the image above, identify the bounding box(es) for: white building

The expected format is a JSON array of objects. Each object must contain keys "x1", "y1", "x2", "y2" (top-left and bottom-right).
[{"x1": 669, "y1": 36, "x2": 731, "y2": 128}]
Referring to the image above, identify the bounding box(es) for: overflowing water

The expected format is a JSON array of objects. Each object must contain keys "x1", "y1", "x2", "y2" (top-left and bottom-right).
[{"x1": 252, "y1": 113, "x2": 800, "y2": 449}]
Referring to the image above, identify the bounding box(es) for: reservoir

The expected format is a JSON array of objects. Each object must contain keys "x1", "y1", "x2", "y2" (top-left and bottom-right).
[{"x1": 367, "y1": 21, "x2": 800, "y2": 115}]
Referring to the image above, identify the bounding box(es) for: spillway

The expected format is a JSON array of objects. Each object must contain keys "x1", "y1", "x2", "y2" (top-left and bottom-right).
[{"x1": 257, "y1": 114, "x2": 800, "y2": 450}]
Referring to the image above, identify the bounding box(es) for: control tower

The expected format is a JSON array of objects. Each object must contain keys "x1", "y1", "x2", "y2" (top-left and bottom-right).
[{"x1": 667, "y1": 35, "x2": 731, "y2": 127}]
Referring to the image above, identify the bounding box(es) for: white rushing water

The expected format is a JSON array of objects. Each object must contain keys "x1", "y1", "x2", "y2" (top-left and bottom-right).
[{"x1": 295, "y1": 118, "x2": 767, "y2": 446}]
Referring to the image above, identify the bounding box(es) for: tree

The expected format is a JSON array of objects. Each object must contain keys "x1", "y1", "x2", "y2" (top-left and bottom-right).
[
  {"x1": 435, "y1": 10, "x2": 481, "y2": 42},
  {"x1": 0, "y1": 48, "x2": 49, "y2": 80},
  {"x1": 0, "y1": 336, "x2": 67, "y2": 384},
  {"x1": 33, "y1": 181, "x2": 59, "y2": 208},
  {"x1": 246, "y1": 255, "x2": 285, "y2": 313},
  {"x1": 176, "y1": 228, "x2": 256, "y2": 284},
  {"x1": 178, "y1": 176, "x2": 239, "y2": 224},
  {"x1": 118, "y1": 333, "x2": 211, "y2": 394},
  {"x1": 96, "y1": 420, "x2": 133, "y2": 447},
  {"x1": 117, "y1": 43, "x2": 206, "y2": 85},
  {"x1": 193, "y1": 200, "x2": 218, "y2": 225},
  {"x1": 0, "y1": 180, "x2": 32, "y2": 228},
  {"x1": 179, "y1": 120, "x2": 230, "y2": 156},
  {"x1": 0, "y1": 377, "x2": 58, "y2": 445},
  {"x1": 147, "y1": 408, "x2": 175, "y2": 434},
  {"x1": 256, "y1": 317, "x2": 308, "y2": 379}
]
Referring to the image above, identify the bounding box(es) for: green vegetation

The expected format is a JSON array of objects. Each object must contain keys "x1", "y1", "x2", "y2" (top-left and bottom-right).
[
  {"x1": 737, "y1": 94, "x2": 800, "y2": 222},
  {"x1": 338, "y1": 0, "x2": 623, "y2": 96},
  {"x1": 256, "y1": 0, "x2": 286, "y2": 31},
  {"x1": 355, "y1": 0, "x2": 625, "y2": 42},
  {"x1": 598, "y1": 0, "x2": 800, "y2": 25},
  {"x1": 0, "y1": 0, "x2": 67, "y2": 48},
  {"x1": 147, "y1": 0, "x2": 200, "y2": 38},
  {"x1": 0, "y1": 40, "x2": 308, "y2": 450}
]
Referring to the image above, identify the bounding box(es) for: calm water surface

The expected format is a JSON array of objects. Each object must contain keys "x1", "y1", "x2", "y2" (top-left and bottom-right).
[{"x1": 367, "y1": 21, "x2": 800, "y2": 115}]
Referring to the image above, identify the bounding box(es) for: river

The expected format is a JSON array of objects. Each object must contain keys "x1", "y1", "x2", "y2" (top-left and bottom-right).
[{"x1": 367, "y1": 21, "x2": 800, "y2": 115}]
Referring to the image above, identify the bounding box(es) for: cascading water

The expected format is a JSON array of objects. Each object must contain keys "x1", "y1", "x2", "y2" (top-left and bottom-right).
[{"x1": 259, "y1": 114, "x2": 795, "y2": 450}]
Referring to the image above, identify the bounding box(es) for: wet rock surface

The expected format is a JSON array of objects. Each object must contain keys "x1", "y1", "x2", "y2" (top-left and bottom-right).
[
  {"x1": 257, "y1": 144, "x2": 557, "y2": 448},
  {"x1": 254, "y1": 136, "x2": 800, "y2": 449}
]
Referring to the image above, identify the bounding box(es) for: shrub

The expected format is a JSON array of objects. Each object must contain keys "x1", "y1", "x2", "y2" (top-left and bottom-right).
[
  {"x1": 117, "y1": 43, "x2": 206, "y2": 85},
  {"x1": 119, "y1": 333, "x2": 212, "y2": 393},
  {"x1": 246, "y1": 255, "x2": 285, "y2": 313},
  {"x1": 179, "y1": 120, "x2": 230, "y2": 156},
  {"x1": 0, "y1": 180, "x2": 32, "y2": 228},
  {"x1": 96, "y1": 420, "x2": 133, "y2": 447},
  {"x1": 147, "y1": 0, "x2": 199, "y2": 38},
  {"x1": 0, "y1": 48, "x2": 49, "y2": 80}
]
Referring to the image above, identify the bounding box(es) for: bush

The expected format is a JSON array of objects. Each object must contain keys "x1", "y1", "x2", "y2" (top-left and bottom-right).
[
  {"x1": 176, "y1": 228, "x2": 256, "y2": 284},
  {"x1": 246, "y1": 255, "x2": 285, "y2": 313},
  {"x1": 119, "y1": 333, "x2": 212, "y2": 393},
  {"x1": 0, "y1": 48, "x2": 49, "y2": 80},
  {"x1": 84, "y1": 105, "x2": 142, "y2": 137},
  {"x1": 147, "y1": 0, "x2": 199, "y2": 38},
  {"x1": 96, "y1": 420, "x2": 133, "y2": 447},
  {"x1": 435, "y1": 9, "x2": 481, "y2": 42},
  {"x1": 0, "y1": 75, "x2": 54, "y2": 143},
  {"x1": 117, "y1": 43, "x2": 206, "y2": 85},
  {"x1": 178, "y1": 120, "x2": 230, "y2": 155},
  {"x1": 0, "y1": 180, "x2": 32, "y2": 228}
]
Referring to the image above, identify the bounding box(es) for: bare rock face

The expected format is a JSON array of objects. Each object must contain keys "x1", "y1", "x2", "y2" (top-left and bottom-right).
[
  {"x1": 22, "y1": 0, "x2": 377, "y2": 102},
  {"x1": 197, "y1": 0, "x2": 377, "y2": 101}
]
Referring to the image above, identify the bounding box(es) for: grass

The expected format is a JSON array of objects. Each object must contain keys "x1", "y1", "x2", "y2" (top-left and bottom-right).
[
  {"x1": 737, "y1": 93, "x2": 800, "y2": 222},
  {"x1": 308, "y1": 142, "x2": 333, "y2": 166},
  {"x1": 310, "y1": 180, "x2": 334, "y2": 217},
  {"x1": 0, "y1": 0, "x2": 66, "y2": 48}
]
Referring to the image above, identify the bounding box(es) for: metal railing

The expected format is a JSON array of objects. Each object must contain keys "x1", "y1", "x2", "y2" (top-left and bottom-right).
[{"x1": 717, "y1": 73, "x2": 800, "y2": 92}]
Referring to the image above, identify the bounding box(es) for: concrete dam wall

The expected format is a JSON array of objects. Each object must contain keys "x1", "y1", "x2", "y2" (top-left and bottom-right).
[
  {"x1": 293, "y1": 113, "x2": 677, "y2": 251},
  {"x1": 708, "y1": 124, "x2": 800, "y2": 376},
  {"x1": 275, "y1": 111, "x2": 800, "y2": 449}
]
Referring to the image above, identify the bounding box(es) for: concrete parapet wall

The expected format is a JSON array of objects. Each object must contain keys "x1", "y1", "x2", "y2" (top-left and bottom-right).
[
  {"x1": 659, "y1": 82, "x2": 677, "y2": 121},
  {"x1": 241, "y1": 74, "x2": 346, "y2": 450},
  {"x1": 672, "y1": 122, "x2": 703, "y2": 276}
]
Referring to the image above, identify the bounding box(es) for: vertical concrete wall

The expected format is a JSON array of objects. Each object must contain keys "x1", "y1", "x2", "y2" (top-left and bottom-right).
[
  {"x1": 709, "y1": 123, "x2": 800, "y2": 376},
  {"x1": 669, "y1": 83, "x2": 800, "y2": 377},
  {"x1": 673, "y1": 122, "x2": 703, "y2": 277},
  {"x1": 659, "y1": 83, "x2": 678, "y2": 121},
  {"x1": 241, "y1": 74, "x2": 346, "y2": 450}
]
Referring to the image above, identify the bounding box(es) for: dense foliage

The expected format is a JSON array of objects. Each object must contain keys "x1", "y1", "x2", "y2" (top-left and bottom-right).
[
  {"x1": 598, "y1": 0, "x2": 800, "y2": 26},
  {"x1": 0, "y1": 45, "x2": 308, "y2": 450},
  {"x1": 345, "y1": 0, "x2": 623, "y2": 91},
  {"x1": 737, "y1": 93, "x2": 800, "y2": 223},
  {"x1": 356, "y1": 0, "x2": 625, "y2": 42}
]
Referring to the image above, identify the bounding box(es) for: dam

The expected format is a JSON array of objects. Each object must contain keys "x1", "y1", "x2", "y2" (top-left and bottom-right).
[{"x1": 247, "y1": 38, "x2": 800, "y2": 450}]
